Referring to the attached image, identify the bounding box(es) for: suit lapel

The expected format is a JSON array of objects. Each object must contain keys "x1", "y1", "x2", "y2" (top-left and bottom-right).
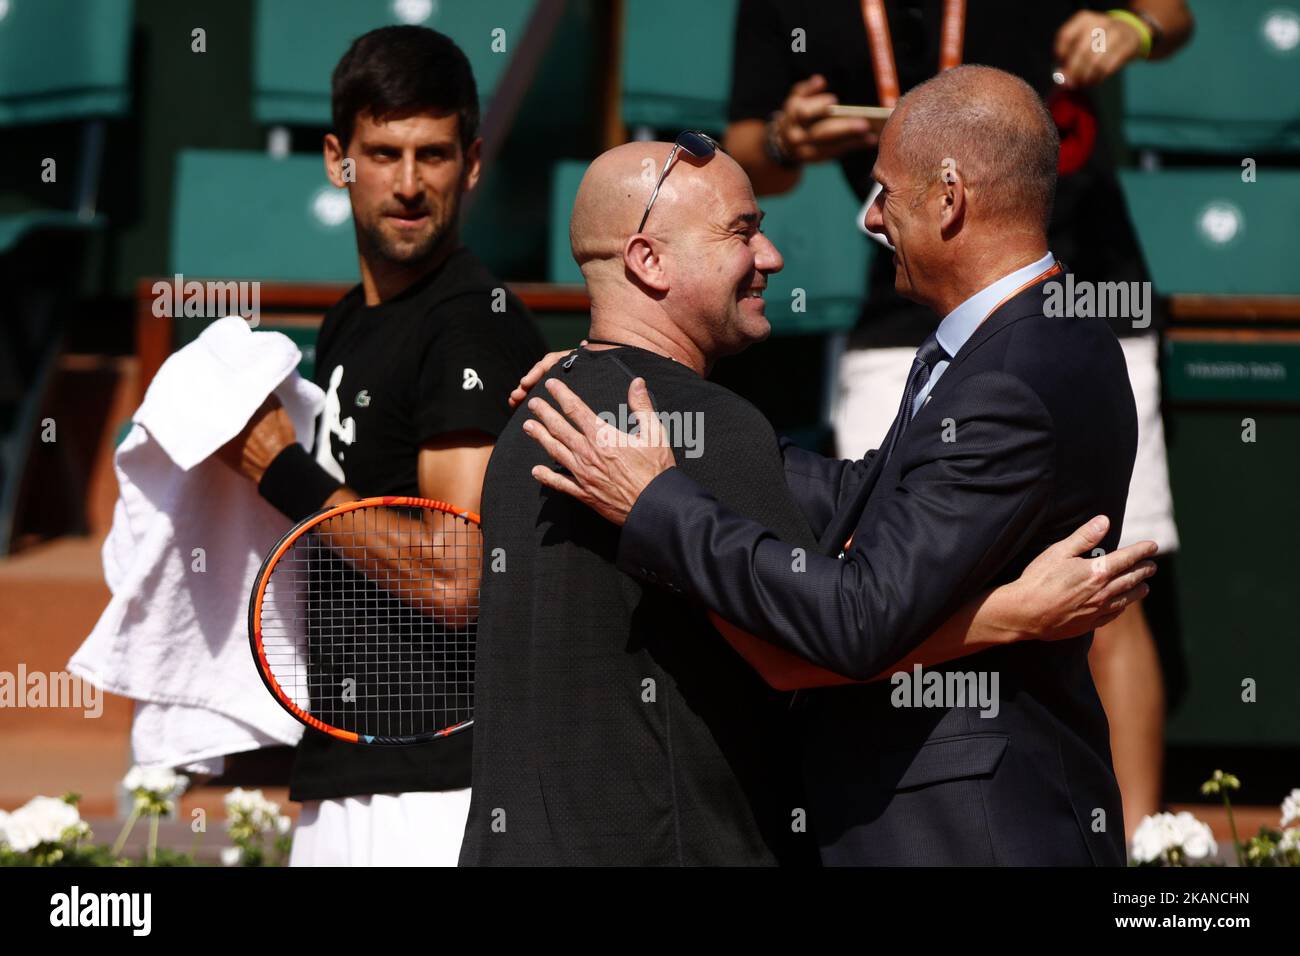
[
  {"x1": 819, "y1": 274, "x2": 1058, "y2": 554},
  {"x1": 817, "y1": 433, "x2": 892, "y2": 554}
]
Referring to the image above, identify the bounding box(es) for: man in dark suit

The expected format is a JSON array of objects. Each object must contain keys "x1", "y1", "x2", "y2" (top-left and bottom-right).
[{"x1": 521, "y1": 65, "x2": 1143, "y2": 865}]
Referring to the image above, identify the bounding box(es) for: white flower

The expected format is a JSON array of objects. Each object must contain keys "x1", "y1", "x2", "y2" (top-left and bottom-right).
[
  {"x1": 1172, "y1": 811, "x2": 1217, "y2": 860},
  {"x1": 1130, "y1": 813, "x2": 1172, "y2": 863},
  {"x1": 224, "y1": 787, "x2": 284, "y2": 834},
  {"x1": 123, "y1": 767, "x2": 188, "y2": 819},
  {"x1": 0, "y1": 797, "x2": 83, "y2": 853},
  {"x1": 224, "y1": 787, "x2": 272, "y2": 815},
  {"x1": 1130, "y1": 811, "x2": 1217, "y2": 864},
  {"x1": 1, "y1": 819, "x2": 41, "y2": 853},
  {"x1": 0, "y1": 807, "x2": 39, "y2": 853},
  {"x1": 220, "y1": 846, "x2": 243, "y2": 866},
  {"x1": 1279, "y1": 828, "x2": 1300, "y2": 853},
  {"x1": 275, "y1": 814, "x2": 292, "y2": 835},
  {"x1": 224, "y1": 787, "x2": 256, "y2": 812},
  {"x1": 123, "y1": 765, "x2": 189, "y2": 800},
  {"x1": 1281, "y1": 789, "x2": 1300, "y2": 828}
]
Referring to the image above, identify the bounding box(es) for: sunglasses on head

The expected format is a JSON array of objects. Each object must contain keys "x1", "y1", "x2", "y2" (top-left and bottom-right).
[{"x1": 636, "y1": 130, "x2": 719, "y2": 234}]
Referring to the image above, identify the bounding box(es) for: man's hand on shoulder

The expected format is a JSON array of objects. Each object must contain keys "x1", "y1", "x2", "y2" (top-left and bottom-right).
[
  {"x1": 216, "y1": 395, "x2": 296, "y2": 484},
  {"x1": 523, "y1": 376, "x2": 675, "y2": 527}
]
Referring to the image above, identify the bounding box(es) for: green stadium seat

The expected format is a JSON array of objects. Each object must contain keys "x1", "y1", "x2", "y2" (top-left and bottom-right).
[
  {"x1": 0, "y1": 0, "x2": 133, "y2": 254},
  {"x1": 1119, "y1": 168, "x2": 1300, "y2": 295},
  {"x1": 169, "y1": 150, "x2": 369, "y2": 384},
  {"x1": 0, "y1": 0, "x2": 132, "y2": 124},
  {"x1": 1123, "y1": 0, "x2": 1300, "y2": 154},
  {"x1": 621, "y1": 0, "x2": 738, "y2": 135},
  {"x1": 171, "y1": 150, "x2": 359, "y2": 283},
  {"x1": 0, "y1": 0, "x2": 133, "y2": 550},
  {"x1": 0, "y1": 210, "x2": 103, "y2": 255},
  {"x1": 1162, "y1": 341, "x2": 1300, "y2": 747},
  {"x1": 546, "y1": 160, "x2": 585, "y2": 284},
  {"x1": 548, "y1": 159, "x2": 870, "y2": 335},
  {"x1": 253, "y1": 0, "x2": 536, "y2": 127},
  {"x1": 759, "y1": 164, "x2": 873, "y2": 334}
]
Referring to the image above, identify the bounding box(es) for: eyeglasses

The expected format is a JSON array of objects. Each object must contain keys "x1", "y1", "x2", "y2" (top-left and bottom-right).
[{"x1": 636, "y1": 130, "x2": 718, "y2": 234}]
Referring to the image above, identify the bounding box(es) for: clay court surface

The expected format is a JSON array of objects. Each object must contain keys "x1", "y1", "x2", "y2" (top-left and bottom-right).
[{"x1": 0, "y1": 534, "x2": 297, "y2": 851}]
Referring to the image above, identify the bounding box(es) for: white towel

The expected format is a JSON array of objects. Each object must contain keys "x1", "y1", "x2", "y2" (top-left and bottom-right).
[{"x1": 71, "y1": 316, "x2": 322, "y2": 770}]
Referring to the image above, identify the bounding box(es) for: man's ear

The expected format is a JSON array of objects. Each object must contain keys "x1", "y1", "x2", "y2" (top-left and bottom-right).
[
  {"x1": 324, "y1": 133, "x2": 348, "y2": 189},
  {"x1": 623, "y1": 235, "x2": 671, "y2": 294},
  {"x1": 938, "y1": 160, "x2": 966, "y2": 237},
  {"x1": 462, "y1": 136, "x2": 483, "y2": 194}
]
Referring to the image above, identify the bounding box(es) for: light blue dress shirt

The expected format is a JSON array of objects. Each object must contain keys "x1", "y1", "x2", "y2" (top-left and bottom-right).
[{"x1": 911, "y1": 251, "x2": 1057, "y2": 418}]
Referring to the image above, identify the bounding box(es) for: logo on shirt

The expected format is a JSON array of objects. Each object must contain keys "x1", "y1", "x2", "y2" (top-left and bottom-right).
[
  {"x1": 462, "y1": 368, "x2": 483, "y2": 391},
  {"x1": 315, "y1": 364, "x2": 354, "y2": 482},
  {"x1": 354, "y1": 389, "x2": 371, "y2": 408}
]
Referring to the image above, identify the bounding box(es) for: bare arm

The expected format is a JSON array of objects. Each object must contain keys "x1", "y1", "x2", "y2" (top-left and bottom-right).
[
  {"x1": 313, "y1": 434, "x2": 490, "y2": 618},
  {"x1": 218, "y1": 398, "x2": 489, "y2": 618},
  {"x1": 723, "y1": 119, "x2": 802, "y2": 198},
  {"x1": 1130, "y1": 0, "x2": 1194, "y2": 60},
  {"x1": 723, "y1": 75, "x2": 878, "y2": 198}
]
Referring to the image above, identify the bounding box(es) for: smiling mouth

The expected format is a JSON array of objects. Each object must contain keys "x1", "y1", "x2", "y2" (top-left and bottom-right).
[{"x1": 741, "y1": 287, "x2": 766, "y2": 300}]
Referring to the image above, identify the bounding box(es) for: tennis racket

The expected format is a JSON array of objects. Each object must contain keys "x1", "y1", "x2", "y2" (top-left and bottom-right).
[{"x1": 248, "y1": 496, "x2": 480, "y2": 745}]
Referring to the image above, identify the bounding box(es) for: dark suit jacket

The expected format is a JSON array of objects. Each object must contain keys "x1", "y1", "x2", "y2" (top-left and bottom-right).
[{"x1": 617, "y1": 276, "x2": 1138, "y2": 865}]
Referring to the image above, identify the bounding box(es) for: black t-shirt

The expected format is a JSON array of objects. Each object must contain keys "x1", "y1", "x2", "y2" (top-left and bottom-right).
[
  {"x1": 288, "y1": 246, "x2": 547, "y2": 803},
  {"x1": 729, "y1": 0, "x2": 1158, "y2": 345},
  {"x1": 459, "y1": 346, "x2": 821, "y2": 866}
]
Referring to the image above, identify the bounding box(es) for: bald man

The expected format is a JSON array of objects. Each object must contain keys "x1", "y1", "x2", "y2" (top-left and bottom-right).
[
  {"x1": 460, "y1": 128, "x2": 1154, "y2": 866},
  {"x1": 521, "y1": 67, "x2": 1147, "y2": 866}
]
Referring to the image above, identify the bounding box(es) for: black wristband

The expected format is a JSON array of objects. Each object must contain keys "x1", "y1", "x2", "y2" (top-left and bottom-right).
[{"x1": 257, "y1": 443, "x2": 343, "y2": 523}]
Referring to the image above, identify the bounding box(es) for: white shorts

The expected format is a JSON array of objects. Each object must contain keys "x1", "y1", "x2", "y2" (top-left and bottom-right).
[
  {"x1": 288, "y1": 789, "x2": 471, "y2": 867},
  {"x1": 830, "y1": 334, "x2": 1179, "y2": 553}
]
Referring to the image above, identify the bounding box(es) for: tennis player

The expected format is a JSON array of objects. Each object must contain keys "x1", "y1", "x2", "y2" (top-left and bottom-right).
[
  {"x1": 458, "y1": 139, "x2": 1154, "y2": 865},
  {"x1": 219, "y1": 26, "x2": 545, "y2": 866}
]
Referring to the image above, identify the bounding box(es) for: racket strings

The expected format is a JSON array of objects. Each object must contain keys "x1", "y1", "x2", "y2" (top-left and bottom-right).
[{"x1": 258, "y1": 504, "x2": 479, "y2": 739}]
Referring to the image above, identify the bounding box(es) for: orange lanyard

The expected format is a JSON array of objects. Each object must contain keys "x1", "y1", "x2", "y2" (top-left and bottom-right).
[
  {"x1": 840, "y1": 260, "x2": 1061, "y2": 553},
  {"x1": 861, "y1": 0, "x2": 966, "y2": 107},
  {"x1": 987, "y1": 260, "x2": 1062, "y2": 318}
]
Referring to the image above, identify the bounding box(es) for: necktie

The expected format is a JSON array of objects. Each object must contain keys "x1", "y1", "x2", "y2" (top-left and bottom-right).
[{"x1": 883, "y1": 333, "x2": 949, "y2": 463}]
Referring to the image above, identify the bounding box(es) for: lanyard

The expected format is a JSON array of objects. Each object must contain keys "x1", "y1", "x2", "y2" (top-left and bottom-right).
[
  {"x1": 986, "y1": 261, "x2": 1062, "y2": 319},
  {"x1": 861, "y1": 0, "x2": 966, "y2": 107}
]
